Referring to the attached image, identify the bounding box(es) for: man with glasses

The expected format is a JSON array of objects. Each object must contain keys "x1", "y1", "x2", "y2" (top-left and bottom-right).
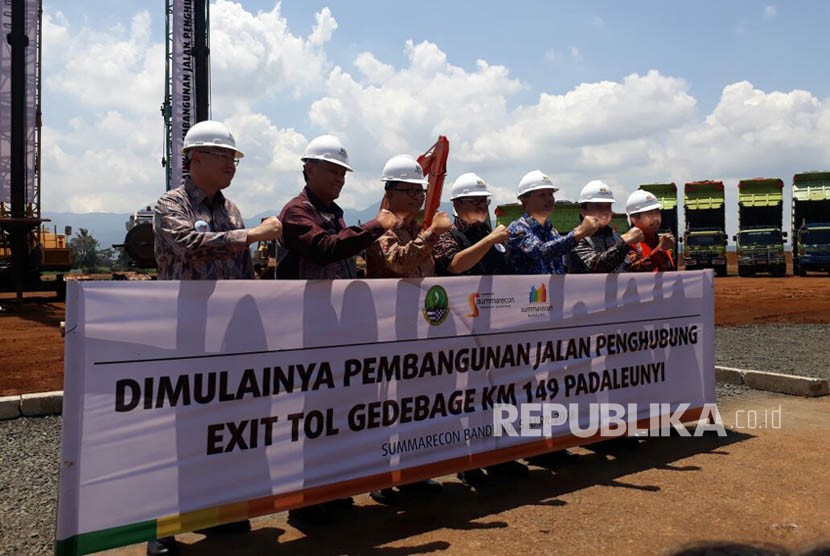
[
  {"x1": 154, "y1": 119, "x2": 283, "y2": 281},
  {"x1": 432, "y1": 172, "x2": 524, "y2": 487},
  {"x1": 363, "y1": 154, "x2": 451, "y2": 505},
  {"x1": 278, "y1": 135, "x2": 400, "y2": 280},
  {"x1": 432, "y1": 172, "x2": 511, "y2": 277},
  {"x1": 151, "y1": 122, "x2": 281, "y2": 554},
  {"x1": 365, "y1": 154, "x2": 452, "y2": 278}
]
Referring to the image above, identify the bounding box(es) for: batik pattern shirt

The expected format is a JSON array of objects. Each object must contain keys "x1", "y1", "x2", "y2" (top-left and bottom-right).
[
  {"x1": 153, "y1": 176, "x2": 253, "y2": 280},
  {"x1": 365, "y1": 219, "x2": 436, "y2": 278},
  {"x1": 565, "y1": 225, "x2": 631, "y2": 274},
  {"x1": 506, "y1": 213, "x2": 576, "y2": 275}
]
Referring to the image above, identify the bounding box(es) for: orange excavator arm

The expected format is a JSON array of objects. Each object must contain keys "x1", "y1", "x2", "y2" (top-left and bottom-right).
[{"x1": 418, "y1": 136, "x2": 449, "y2": 230}]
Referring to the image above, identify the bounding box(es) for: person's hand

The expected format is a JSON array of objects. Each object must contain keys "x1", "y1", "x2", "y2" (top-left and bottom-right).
[
  {"x1": 657, "y1": 232, "x2": 675, "y2": 251},
  {"x1": 487, "y1": 224, "x2": 509, "y2": 245},
  {"x1": 376, "y1": 208, "x2": 402, "y2": 231},
  {"x1": 428, "y1": 211, "x2": 452, "y2": 235},
  {"x1": 622, "y1": 226, "x2": 645, "y2": 245},
  {"x1": 247, "y1": 216, "x2": 282, "y2": 244},
  {"x1": 575, "y1": 216, "x2": 600, "y2": 239}
]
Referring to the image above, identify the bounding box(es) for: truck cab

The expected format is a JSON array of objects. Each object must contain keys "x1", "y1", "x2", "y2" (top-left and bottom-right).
[
  {"x1": 795, "y1": 223, "x2": 830, "y2": 276},
  {"x1": 683, "y1": 180, "x2": 728, "y2": 276},
  {"x1": 792, "y1": 172, "x2": 830, "y2": 276},
  {"x1": 683, "y1": 228, "x2": 728, "y2": 276},
  {"x1": 735, "y1": 226, "x2": 786, "y2": 277}
]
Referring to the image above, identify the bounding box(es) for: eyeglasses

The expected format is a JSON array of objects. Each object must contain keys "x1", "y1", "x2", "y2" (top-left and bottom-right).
[
  {"x1": 460, "y1": 197, "x2": 491, "y2": 207},
  {"x1": 390, "y1": 188, "x2": 427, "y2": 198},
  {"x1": 196, "y1": 150, "x2": 239, "y2": 167}
]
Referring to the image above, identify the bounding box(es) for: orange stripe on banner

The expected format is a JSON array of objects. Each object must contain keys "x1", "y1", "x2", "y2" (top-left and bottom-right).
[{"x1": 154, "y1": 407, "x2": 706, "y2": 535}]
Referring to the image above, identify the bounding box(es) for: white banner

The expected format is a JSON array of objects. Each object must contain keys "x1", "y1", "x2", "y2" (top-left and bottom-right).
[
  {"x1": 57, "y1": 271, "x2": 715, "y2": 554},
  {"x1": 170, "y1": 0, "x2": 197, "y2": 189},
  {"x1": 0, "y1": 0, "x2": 39, "y2": 206}
]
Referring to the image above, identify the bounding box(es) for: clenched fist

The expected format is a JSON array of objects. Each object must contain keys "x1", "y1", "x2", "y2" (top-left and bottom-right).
[{"x1": 247, "y1": 216, "x2": 282, "y2": 244}]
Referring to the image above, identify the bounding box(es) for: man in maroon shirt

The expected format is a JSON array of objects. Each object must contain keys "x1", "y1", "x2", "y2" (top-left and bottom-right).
[
  {"x1": 278, "y1": 135, "x2": 398, "y2": 527},
  {"x1": 277, "y1": 135, "x2": 399, "y2": 279}
]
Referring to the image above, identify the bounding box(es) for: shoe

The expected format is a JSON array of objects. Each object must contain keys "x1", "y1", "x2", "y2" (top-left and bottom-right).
[
  {"x1": 370, "y1": 488, "x2": 398, "y2": 505},
  {"x1": 526, "y1": 449, "x2": 580, "y2": 469},
  {"x1": 326, "y1": 497, "x2": 354, "y2": 510},
  {"x1": 398, "y1": 479, "x2": 443, "y2": 495},
  {"x1": 147, "y1": 537, "x2": 178, "y2": 556},
  {"x1": 589, "y1": 436, "x2": 640, "y2": 454},
  {"x1": 486, "y1": 460, "x2": 530, "y2": 478},
  {"x1": 288, "y1": 504, "x2": 335, "y2": 526},
  {"x1": 195, "y1": 519, "x2": 251, "y2": 535},
  {"x1": 457, "y1": 468, "x2": 489, "y2": 488}
]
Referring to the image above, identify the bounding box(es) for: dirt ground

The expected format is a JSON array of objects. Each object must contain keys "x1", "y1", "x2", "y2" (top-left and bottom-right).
[
  {"x1": 99, "y1": 391, "x2": 829, "y2": 556},
  {"x1": 2, "y1": 276, "x2": 830, "y2": 396}
]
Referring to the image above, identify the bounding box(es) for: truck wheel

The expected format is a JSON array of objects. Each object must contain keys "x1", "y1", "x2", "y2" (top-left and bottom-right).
[
  {"x1": 772, "y1": 266, "x2": 786, "y2": 278},
  {"x1": 797, "y1": 266, "x2": 806, "y2": 277},
  {"x1": 738, "y1": 268, "x2": 748, "y2": 277},
  {"x1": 715, "y1": 266, "x2": 727, "y2": 277}
]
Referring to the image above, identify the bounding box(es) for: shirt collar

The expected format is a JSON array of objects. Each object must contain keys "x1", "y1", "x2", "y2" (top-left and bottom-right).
[
  {"x1": 303, "y1": 186, "x2": 344, "y2": 218},
  {"x1": 453, "y1": 216, "x2": 490, "y2": 234},
  {"x1": 184, "y1": 175, "x2": 225, "y2": 207},
  {"x1": 522, "y1": 213, "x2": 552, "y2": 232}
]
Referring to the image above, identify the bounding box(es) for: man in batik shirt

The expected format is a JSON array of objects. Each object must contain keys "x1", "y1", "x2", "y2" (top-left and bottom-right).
[{"x1": 149, "y1": 120, "x2": 281, "y2": 556}]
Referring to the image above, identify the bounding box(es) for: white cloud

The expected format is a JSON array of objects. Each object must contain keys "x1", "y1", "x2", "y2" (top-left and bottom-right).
[
  {"x1": 44, "y1": 10, "x2": 161, "y2": 114},
  {"x1": 593, "y1": 16, "x2": 606, "y2": 29},
  {"x1": 39, "y1": 2, "x2": 337, "y2": 215},
  {"x1": 36, "y1": 4, "x2": 830, "y2": 224},
  {"x1": 764, "y1": 5, "x2": 777, "y2": 18},
  {"x1": 543, "y1": 48, "x2": 561, "y2": 64},
  {"x1": 209, "y1": 0, "x2": 336, "y2": 108},
  {"x1": 543, "y1": 46, "x2": 584, "y2": 68}
]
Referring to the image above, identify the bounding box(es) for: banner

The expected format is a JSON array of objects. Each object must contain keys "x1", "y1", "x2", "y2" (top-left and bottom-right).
[
  {"x1": 0, "y1": 0, "x2": 39, "y2": 206},
  {"x1": 57, "y1": 271, "x2": 715, "y2": 554},
  {"x1": 170, "y1": 0, "x2": 197, "y2": 189}
]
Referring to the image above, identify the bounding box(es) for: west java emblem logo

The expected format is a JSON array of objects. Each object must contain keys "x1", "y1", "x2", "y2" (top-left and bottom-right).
[{"x1": 423, "y1": 285, "x2": 450, "y2": 325}]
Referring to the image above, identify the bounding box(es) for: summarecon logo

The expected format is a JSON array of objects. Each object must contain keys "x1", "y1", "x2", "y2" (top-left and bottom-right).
[
  {"x1": 467, "y1": 292, "x2": 516, "y2": 318},
  {"x1": 492, "y1": 402, "x2": 726, "y2": 438}
]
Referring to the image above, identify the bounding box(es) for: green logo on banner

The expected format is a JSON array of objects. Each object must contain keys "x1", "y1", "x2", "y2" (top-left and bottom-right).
[{"x1": 423, "y1": 285, "x2": 450, "y2": 326}]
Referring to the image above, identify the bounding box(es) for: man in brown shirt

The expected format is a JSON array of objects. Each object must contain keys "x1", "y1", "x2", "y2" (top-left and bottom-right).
[
  {"x1": 278, "y1": 135, "x2": 399, "y2": 279},
  {"x1": 365, "y1": 154, "x2": 451, "y2": 279}
]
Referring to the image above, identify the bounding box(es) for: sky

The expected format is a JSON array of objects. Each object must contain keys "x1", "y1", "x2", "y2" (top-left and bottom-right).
[{"x1": 40, "y1": 0, "x2": 830, "y2": 237}]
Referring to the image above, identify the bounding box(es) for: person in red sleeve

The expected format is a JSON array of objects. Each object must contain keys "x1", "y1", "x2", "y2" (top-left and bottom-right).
[{"x1": 625, "y1": 190, "x2": 676, "y2": 272}]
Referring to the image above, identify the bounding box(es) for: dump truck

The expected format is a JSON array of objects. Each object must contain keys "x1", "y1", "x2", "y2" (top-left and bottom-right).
[
  {"x1": 792, "y1": 171, "x2": 830, "y2": 276},
  {"x1": 494, "y1": 201, "x2": 628, "y2": 233},
  {"x1": 683, "y1": 180, "x2": 728, "y2": 276},
  {"x1": 638, "y1": 183, "x2": 678, "y2": 237},
  {"x1": 734, "y1": 178, "x2": 786, "y2": 277}
]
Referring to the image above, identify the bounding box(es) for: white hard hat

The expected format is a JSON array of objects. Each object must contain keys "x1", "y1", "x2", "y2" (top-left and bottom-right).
[
  {"x1": 579, "y1": 179, "x2": 615, "y2": 203},
  {"x1": 301, "y1": 134, "x2": 353, "y2": 172},
  {"x1": 381, "y1": 154, "x2": 426, "y2": 185},
  {"x1": 626, "y1": 189, "x2": 662, "y2": 216},
  {"x1": 182, "y1": 120, "x2": 244, "y2": 158},
  {"x1": 449, "y1": 172, "x2": 492, "y2": 200},
  {"x1": 517, "y1": 170, "x2": 558, "y2": 198}
]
